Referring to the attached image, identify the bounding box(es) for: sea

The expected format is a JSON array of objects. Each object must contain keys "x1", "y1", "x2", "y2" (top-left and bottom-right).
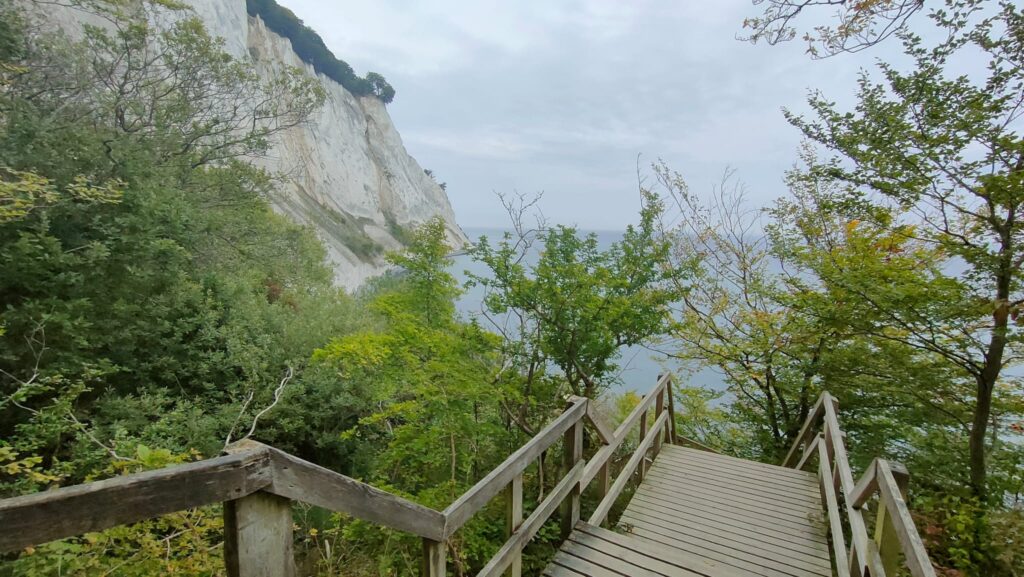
[{"x1": 449, "y1": 227, "x2": 727, "y2": 396}]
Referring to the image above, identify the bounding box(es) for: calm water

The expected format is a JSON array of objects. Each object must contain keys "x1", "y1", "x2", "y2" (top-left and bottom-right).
[{"x1": 450, "y1": 227, "x2": 726, "y2": 396}]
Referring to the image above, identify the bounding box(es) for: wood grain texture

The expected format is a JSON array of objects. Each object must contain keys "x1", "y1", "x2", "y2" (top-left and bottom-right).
[
  {"x1": 0, "y1": 449, "x2": 272, "y2": 553},
  {"x1": 266, "y1": 446, "x2": 446, "y2": 541},
  {"x1": 224, "y1": 491, "x2": 295, "y2": 577},
  {"x1": 617, "y1": 445, "x2": 832, "y2": 577}
]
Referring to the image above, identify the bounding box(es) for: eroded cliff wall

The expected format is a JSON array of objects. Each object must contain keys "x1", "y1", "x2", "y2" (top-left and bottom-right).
[{"x1": 40, "y1": 0, "x2": 467, "y2": 289}]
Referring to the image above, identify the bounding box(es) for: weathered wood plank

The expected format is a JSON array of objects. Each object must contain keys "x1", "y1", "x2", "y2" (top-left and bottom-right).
[
  {"x1": 224, "y1": 491, "x2": 295, "y2": 577},
  {"x1": 850, "y1": 460, "x2": 879, "y2": 509},
  {"x1": 664, "y1": 376, "x2": 678, "y2": 444},
  {"x1": 577, "y1": 522, "x2": 746, "y2": 577},
  {"x1": 444, "y1": 398, "x2": 587, "y2": 537},
  {"x1": 652, "y1": 450, "x2": 821, "y2": 495},
  {"x1": 0, "y1": 449, "x2": 272, "y2": 553},
  {"x1": 560, "y1": 540, "x2": 666, "y2": 577},
  {"x1": 476, "y1": 461, "x2": 585, "y2": 577},
  {"x1": 629, "y1": 486, "x2": 828, "y2": 541},
  {"x1": 551, "y1": 550, "x2": 624, "y2": 577},
  {"x1": 588, "y1": 410, "x2": 668, "y2": 527},
  {"x1": 264, "y1": 446, "x2": 446, "y2": 541},
  {"x1": 817, "y1": 439, "x2": 850, "y2": 577},
  {"x1": 636, "y1": 473, "x2": 824, "y2": 523},
  {"x1": 620, "y1": 509, "x2": 832, "y2": 576},
  {"x1": 561, "y1": 417, "x2": 583, "y2": 539},
  {"x1": 821, "y1": 396, "x2": 885, "y2": 577},
  {"x1": 624, "y1": 521, "x2": 829, "y2": 577},
  {"x1": 653, "y1": 383, "x2": 666, "y2": 456},
  {"x1": 422, "y1": 539, "x2": 446, "y2": 577},
  {"x1": 624, "y1": 495, "x2": 831, "y2": 560},
  {"x1": 505, "y1": 473, "x2": 524, "y2": 577},
  {"x1": 642, "y1": 464, "x2": 822, "y2": 513},
  {"x1": 569, "y1": 529, "x2": 705, "y2": 577},
  {"x1": 542, "y1": 563, "x2": 586, "y2": 577},
  {"x1": 664, "y1": 446, "x2": 821, "y2": 484},
  {"x1": 876, "y1": 460, "x2": 937, "y2": 577}
]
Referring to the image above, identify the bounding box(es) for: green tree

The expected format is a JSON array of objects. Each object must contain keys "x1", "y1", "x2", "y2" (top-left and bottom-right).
[
  {"x1": 470, "y1": 191, "x2": 687, "y2": 404},
  {"x1": 785, "y1": 0, "x2": 1024, "y2": 505}
]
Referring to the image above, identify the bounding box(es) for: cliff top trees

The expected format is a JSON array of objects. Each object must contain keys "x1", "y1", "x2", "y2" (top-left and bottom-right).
[{"x1": 246, "y1": 0, "x2": 396, "y2": 103}]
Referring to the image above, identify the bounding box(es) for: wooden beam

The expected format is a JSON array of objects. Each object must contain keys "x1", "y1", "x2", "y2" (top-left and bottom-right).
[
  {"x1": 850, "y1": 459, "x2": 879, "y2": 509},
  {"x1": 505, "y1": 473, "x2": 524, "y2": 577},
  {"x1": 561, "y1": 417, "x2": 583, "y2": 539},
  {"x1": 476, "y1": 462, "x2": 584, "y2": 577},
  {"x1": 665, "y1": 375, "x2": 678, "y2": 444},
  {"x1": 580, "y1": 397, "x2": 615, "y2": 445},
  {"x1": 795, "y1": 434, "x2": 821, "y2": 471},
  {"x1": 781, "y1": 393, "x2": 826, "y2": 468},
  {"x1": 822, "y1": 396, "x2": 886, "y2": 577},
  {"x1": 580, "y1": 376, "x2": 668, "y2": 489},
  {"x1": 443, "y1": 398, "x2": 587, "y2": 538},
  {"x1": 588, "y1": 410, "x2": 669, "y2": 527},
  {"x1": 0, "y1": 449, "x2": 272, "y2": 553},
  {"x1": 653, "y1": 384, "x2": 666, "y2": 456},
  {"x1": 876, "y1": 460, "x2": 936, "y2": 577},
  {"x1": 422, "y1": 539, "x2": 446, "y2": 577},
  {"x1": 264, "y1": 446, "x2": 446, "y2": 541},
  {"x1": 224, "y1": 491, "x2": 295, "y2": 577},
  {"x1": 818, "y1": 439, "x2": 850, "y2": 577}
]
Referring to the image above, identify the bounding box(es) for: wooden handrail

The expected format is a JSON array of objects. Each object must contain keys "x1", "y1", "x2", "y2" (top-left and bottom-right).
[
  {"x1": 581, "y1": 373, "x2": 669, "y2": 489},
  {"x1": 442, "y1": 397, "x2": 587, "y2": 538},
  {"x1": 0, "y1": 448, "x2": 273, "y2": 553},
  {"x1": 588, "y1": 409, "x2": 670, "y2": 526},
  {"x1": 786, "y1": 391, "x2": 936, "y2": 577},
  {"x1": 0, "y1": 375, "x2": 679, "y2": 577}
]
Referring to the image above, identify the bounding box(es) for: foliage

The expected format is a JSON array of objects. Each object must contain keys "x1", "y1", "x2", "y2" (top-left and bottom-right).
[
  {"x1": 246, "y1": 0, "x2": 395, "y2": 103},
  {"x1": 785, "y1": 0, "x2": 1024, "y2": 512},
  {"x1": 470, "y1": 191, "x2": 687, "y2": 402}
]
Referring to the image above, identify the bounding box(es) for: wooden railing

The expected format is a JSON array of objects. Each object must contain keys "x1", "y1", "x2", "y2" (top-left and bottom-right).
[
  {"x1": 0, "y1": 375, "x2": 678, "y2": 577},
  {"x1": 783, "y1": 392, "x2": 937, "y2": 577}
]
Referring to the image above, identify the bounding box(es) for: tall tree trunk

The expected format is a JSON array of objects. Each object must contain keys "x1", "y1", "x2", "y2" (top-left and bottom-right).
[{"x1": 970, "y1": 246, "x2": 1013, "y2": 502}]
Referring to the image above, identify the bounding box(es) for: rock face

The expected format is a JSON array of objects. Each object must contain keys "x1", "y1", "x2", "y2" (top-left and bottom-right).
[{"x1": 39, "y1": 0, "x2": 467, "y2": 290}]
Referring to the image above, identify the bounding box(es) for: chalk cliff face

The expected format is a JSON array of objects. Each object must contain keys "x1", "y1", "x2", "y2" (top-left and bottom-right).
[{"x1": 42, "y1": 0, "x2": 467, "y2": 290}]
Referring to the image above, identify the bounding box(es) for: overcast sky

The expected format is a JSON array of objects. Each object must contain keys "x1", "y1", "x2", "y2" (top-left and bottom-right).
[{"x1": 280, "y1": 1, "x2": 894, "y2": 231}]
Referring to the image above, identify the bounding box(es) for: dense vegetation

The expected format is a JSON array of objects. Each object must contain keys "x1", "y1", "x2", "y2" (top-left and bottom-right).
[
  {"x1": 246, "y1": 0, "x2": 396, "y2": 103},
  {"x1": 0, "y1": 0, "x2": 1021, "y2": 576}
]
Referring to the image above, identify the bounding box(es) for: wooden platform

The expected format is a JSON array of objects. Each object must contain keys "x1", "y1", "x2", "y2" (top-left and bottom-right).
[{"x1": 545, "y1": 445, "x2": 833, "y2": 577}]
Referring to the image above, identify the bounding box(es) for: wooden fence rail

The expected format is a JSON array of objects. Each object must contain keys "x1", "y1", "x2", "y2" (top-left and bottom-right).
[
  {"x1": 0, "y1": 375, "x2": 677, "y2": 577},
  {"x1": 784, "y1": 392, "x2": 937, "y2": 577}
]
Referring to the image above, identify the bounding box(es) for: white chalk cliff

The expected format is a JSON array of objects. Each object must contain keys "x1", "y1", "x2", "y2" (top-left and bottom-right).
[{"x1": 38, "y1": 0, "x2": 467, "y2": 290}]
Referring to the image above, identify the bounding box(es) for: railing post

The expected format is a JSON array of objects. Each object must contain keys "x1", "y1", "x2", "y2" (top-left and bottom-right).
[
  {"x1": 505, "y1": 473, "x2": 524, "y2": 577},
  {"x1": 653, "y1": 382, "x2": 666, "y2": 457},
  {"x1": 876, "y1": 463, "x2": 910, "y2": 577},
  {"x1": 422, "y1": 539, "x2": 446, "y2": 577},
  {"x1": 560, "y1": 412, "x2": 583, "y2": 539},
  {"x1": 224, "y1": 491, "x2": 295, "y2": 577},
  {"x1": 664, "y1": 376, "x2": 677, "y2": 444},
  {"x1": 638, "y1": 398, "x2": 649, "y2": 480}
]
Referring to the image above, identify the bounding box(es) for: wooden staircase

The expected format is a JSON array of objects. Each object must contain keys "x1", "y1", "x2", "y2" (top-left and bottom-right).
[
  {"x1": 548, "y1": 445, "x2": 831, "y2": 577},
  {"x1": 0, "y1": 377, "x2": 936, "y2": 577}
]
